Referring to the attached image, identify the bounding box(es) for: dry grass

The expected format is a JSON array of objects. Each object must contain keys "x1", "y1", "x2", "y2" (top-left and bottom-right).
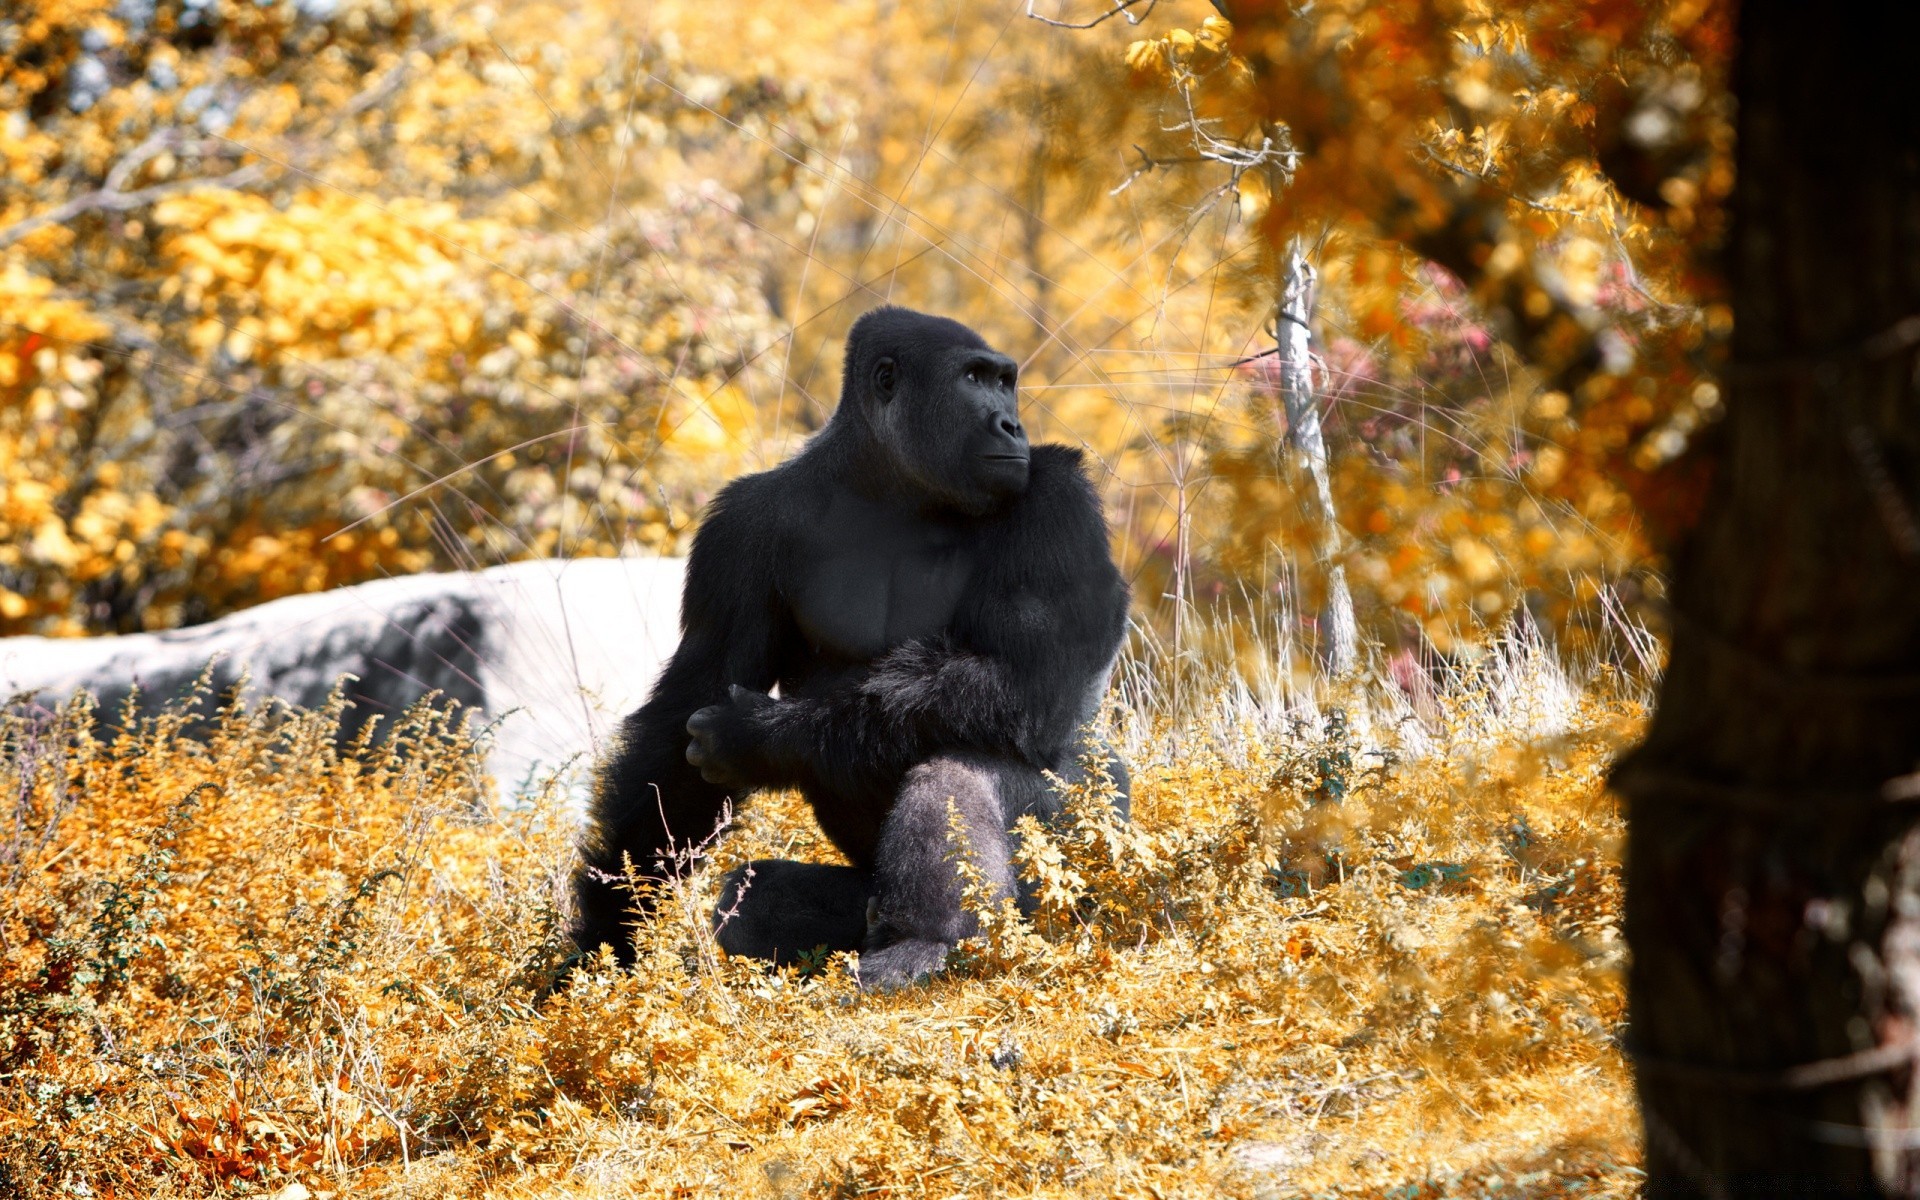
[{"x1": 0, "y1": 634, "x2": 1645, "y2": 1198}]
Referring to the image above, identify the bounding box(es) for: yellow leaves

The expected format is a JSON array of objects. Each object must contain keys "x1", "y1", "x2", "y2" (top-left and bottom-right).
[
  {"x1": 0, "y1": 648, "x2": 1642, "y2": 1192},
  {"x1": 187, "y1": 318, "x2": 225, "y2": 357},
  {"x1": 203, "y1": 204, "x2": 271, "y2": 247},
  {"x1": 29, "y1": 515, "x2": 80, "y2": 569},
  {"x1": 1128, "y1": 15, "x2": 1235, "y2": 83},
  {"x1": 1529, "y1": 445, "x2": 1569, "y2": 489},
  {"x1": 0, "y1": 258, "x2": 109, "y2": 341},
  {"x1": 7, "y1": 0, "x2": 815, "y2": 634},
  {"x1": 1454, "y1": 12, "x2": 1526, "y2": 58},
  {"x1": 1555, "y1": 236, "x2": 1604, "y2": 306},
  {"x1": 155, "y1": 189, "x2": 512, "y2": 374},
  {"x1": 1, "y1": 478, "x2": 55, "y2": 528},
  {"x1": 784, "y1": 1071, "x2": 864, "y2": 1125},
  {"x1": 1124, "y1": 38, "x2": 1168, "y2": 80},
  {"x1": 1450, "y1": 536, "x2": 1500, "y2": 586},
  {"x1": 657, "y1": 379, "x2": 759, "y2": 462},
  {"x1": 1235, "y1": 170, "x2": 1272, "y2": 222},
  {"x1": 1013, "y1": 814, "x2": 1087, "y2": 915},
  {"x1": 0, "y1": 258, "x2": 109, "y2": 398}
]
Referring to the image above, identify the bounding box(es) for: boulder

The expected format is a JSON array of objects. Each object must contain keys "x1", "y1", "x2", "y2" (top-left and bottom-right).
[{"x1": 0, "y1": 558, "x2": 685, "y2": 800}]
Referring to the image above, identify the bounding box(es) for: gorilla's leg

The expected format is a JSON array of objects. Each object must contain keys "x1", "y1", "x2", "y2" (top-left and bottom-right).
[
  {"x1": 711, "y1": 860, "x2": 872, "y2": 966},
  {"x1": 860, "y1": 755, "x2": 1020, "y2": 991}
]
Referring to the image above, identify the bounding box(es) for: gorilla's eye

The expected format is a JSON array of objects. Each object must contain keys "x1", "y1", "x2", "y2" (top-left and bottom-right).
[
  {"x1": 999, "y1": 371, "x2": 1016, "y2": 390},
  {"x1": 964, "y1": 367, "x2": 980, "y2": 385},
  {"x1": 873, "y1": 357, "x2": 896, "y2": 400}
]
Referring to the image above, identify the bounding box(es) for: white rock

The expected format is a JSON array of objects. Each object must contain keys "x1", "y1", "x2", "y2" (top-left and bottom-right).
[{"x1": 0, "y1": 558, "x2": 685, "y2": 805}]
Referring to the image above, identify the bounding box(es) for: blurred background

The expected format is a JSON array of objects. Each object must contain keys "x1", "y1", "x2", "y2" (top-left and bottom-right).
[{"x1": 1, "y1": 0, "x2": 1724, "y2": 688}]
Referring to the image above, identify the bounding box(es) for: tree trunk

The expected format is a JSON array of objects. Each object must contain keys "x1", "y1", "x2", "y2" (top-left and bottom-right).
[
  {"x1": 1276, "y1": 242, "x2": 1358, "y2": 676},
  {"x1": 1613, "y1": 4, "x2": 1920, "y2": 1196}
]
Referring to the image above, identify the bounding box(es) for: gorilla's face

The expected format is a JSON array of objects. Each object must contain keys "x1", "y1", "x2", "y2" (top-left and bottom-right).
[
  {"x1": 849, "y1": 309, "x2": 1030, "y2": 514},
  {"x1": 874, "y1": 343, "x2": 1029, "y2": 511}
]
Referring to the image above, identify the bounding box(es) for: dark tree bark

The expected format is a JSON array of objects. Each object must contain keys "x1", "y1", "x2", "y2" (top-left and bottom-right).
[{"x1": 1612, "y1": 3, "x2": 1920, "y2": 1196}]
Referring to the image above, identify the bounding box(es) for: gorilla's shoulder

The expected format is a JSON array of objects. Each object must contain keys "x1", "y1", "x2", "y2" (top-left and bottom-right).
[
  {"x1": 689, "y1": 463, "x2": 805, "y2": 552},
  {"x1": 708, "y1": 458, "x2": 821, "y2": 515},
  {"x1": 1008, "y1": 443, "x2": 1105, "y2": 538},
  {"x1": 1029, "y1": 442, "x2": 1087, "y2": 471},
  {"x1": 1024, "y1": 443, "x2": 1098, "y2": 504}
]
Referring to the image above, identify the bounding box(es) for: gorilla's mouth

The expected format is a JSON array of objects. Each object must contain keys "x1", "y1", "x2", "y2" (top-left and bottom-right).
[{"x1": 980, "y1": 453, "x2": 1029, "y2": 462}]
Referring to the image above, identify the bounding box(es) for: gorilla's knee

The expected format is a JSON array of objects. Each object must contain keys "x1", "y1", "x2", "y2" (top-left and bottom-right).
[
  {"x1": 870, "y1": 756, "x2": 1017, "y2": 949},
  {"x1": 711, "y1": 860, "x2": 872, "y2": 966}
]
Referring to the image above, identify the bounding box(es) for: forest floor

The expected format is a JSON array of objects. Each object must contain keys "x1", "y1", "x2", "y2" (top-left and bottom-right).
[{"x1": 0, "y1": 633, "x2": 1645, "y2": 1198}]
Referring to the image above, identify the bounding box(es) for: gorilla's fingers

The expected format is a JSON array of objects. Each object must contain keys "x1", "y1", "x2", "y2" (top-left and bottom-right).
[
  {"x1": 858, "y1": 938, "x2": 951, "y2": 992},
  {"x1": 685, "y1": 704, "x2": 753, "y2": 788},
  {"x1": 686, "y1": 745, "x2": 730, "y2": 788}
]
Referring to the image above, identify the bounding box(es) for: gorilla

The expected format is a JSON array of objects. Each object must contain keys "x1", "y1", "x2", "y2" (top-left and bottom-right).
[{"x1": 571, "y1": 306, "x2": 1130, "y2": 990}]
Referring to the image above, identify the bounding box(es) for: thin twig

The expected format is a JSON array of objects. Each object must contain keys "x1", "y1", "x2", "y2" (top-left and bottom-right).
[
  {"x1": 1025, "y1": 0, "x2": 1157, "y2": 30},
  {"x1": 0, "y1": 165, "x2": 268, "y2": 251}
]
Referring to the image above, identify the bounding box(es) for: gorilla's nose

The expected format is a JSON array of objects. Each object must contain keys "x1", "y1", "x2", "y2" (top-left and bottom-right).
[{"x1": 995, "y1": 413, "x2": 1026, "y2": 440}]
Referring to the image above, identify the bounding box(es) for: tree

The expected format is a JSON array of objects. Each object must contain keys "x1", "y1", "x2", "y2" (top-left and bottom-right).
[
  {"x1": 1069, "y1": 0, "x2": 1920, "y2": 1190},
  {"x1": 1274, "y1": 241, "x2": 1358, "y2": 674},
  {"x1": 1066, "y1": 0, "x2": 1711, "y2": 665},
  {"x1": 0, "y1": 0, "x2": 841, "y2": 635},
  {"x1": 1612, "y1": 3, "x2": 1920, "y2": 1192}
]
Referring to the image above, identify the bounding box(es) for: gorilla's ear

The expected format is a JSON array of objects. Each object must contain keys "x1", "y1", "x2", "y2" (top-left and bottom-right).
[{"x1": 872, "y1": 356, "x2": 897, "y2": 402}]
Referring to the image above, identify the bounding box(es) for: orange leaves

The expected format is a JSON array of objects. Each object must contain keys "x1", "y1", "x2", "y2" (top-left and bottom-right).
[
  {"x1": 148, "y1": 1093, "x2": 329, "y2": 1186},
  {"x1": 1098, "y1": 0, "x2": 1728, "y2": 649},
  {"x1": 784, "y1": 1071, "x2": 865, "y2": 1126},
  {"x1": 0, "y1": 648, "x2": 1645, "y2": 1194},
  {"x1": 1, "y1": 0, "x2": 837, "y2": 635}
]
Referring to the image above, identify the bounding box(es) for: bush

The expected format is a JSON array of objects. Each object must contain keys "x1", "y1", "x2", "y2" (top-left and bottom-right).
[{"x1": 0, "y1": 650, "x2": 1641, "y2": 1196}]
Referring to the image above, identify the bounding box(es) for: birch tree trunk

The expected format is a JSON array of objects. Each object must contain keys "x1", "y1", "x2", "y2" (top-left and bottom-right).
[
  {"x1": 1612, "y1": 3, "x2": 1920, "y2": 1194},
  {"x1": 1276, "y1": 242, "x2": 1358, "y2": 676}
]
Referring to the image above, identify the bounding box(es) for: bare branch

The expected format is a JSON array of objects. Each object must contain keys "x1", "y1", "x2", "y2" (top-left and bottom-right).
[
  {"x1": 0, "y1": 165, "x2": 269, "y2": 251},
  {"x1": 1025, "y1": 0, "x2": 1157, "y2": 30}
]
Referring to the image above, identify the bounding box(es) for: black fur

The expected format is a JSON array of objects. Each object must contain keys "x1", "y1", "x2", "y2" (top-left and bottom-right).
[{"x1": 572, "y1": 306, "x2": 1130, "y2": 990}]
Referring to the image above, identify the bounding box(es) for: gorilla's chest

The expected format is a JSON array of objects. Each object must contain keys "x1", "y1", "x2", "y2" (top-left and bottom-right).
[{"x1": 788, "y1": 495, "x2": 975, "y2": 661}]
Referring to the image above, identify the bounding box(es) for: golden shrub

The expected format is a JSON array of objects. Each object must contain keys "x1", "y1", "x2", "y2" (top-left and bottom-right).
[{"x1": 1, "y1": 654, "x2": 1640, "y2": 1196}]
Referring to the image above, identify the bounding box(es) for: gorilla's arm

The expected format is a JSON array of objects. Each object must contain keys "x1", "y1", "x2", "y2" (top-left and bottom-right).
[
  {"x1": 713, "y1": 447, "x2": 1126, "y2": 798},
  {"x1": 572, "y1": 479, "x2": 781, "y2": 962}
]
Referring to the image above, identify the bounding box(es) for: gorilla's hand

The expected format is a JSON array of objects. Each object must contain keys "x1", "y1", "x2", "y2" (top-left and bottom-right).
[{"x1": 685, "y1": 684, "x2": 778, "y2": 789}]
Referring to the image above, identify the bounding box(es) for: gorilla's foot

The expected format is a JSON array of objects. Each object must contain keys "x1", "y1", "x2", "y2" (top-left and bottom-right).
[
  {"x1": 711, "y1": 860, "x2": 870, "y2": 967},
  {"x1": 857, "y1": 938, "x2": 951, "y2": 991}
]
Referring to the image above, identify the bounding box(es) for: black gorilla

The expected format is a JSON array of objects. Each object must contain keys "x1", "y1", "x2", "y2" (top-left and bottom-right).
[{"x1": 571, "y1": 306, "x2": 1130, "y2": 990}]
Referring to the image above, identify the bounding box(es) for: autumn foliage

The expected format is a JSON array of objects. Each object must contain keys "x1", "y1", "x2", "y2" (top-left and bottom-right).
[
  {"x1": 0, "y1": 649, "x2": 1644, "y2": 1195},
  {"x1": 2, "y1": 0, "x2": 1728, "y2": 660},
  {"x1": 0, "y1": 0, "x2": 1746, "y2": 1192}
]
